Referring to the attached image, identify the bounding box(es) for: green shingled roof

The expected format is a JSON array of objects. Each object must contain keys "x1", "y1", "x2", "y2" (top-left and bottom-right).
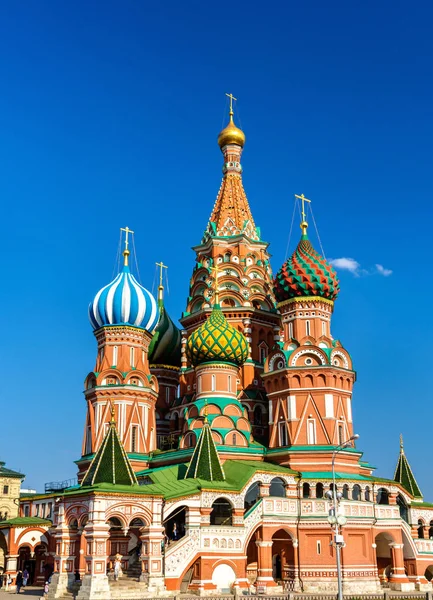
[
  {"x1": 136, "y1": 459, "x2": 297, "y2": 501},
  {"x1": 0, "y1": 517, "x2": 51, "y2": 528},
  {"x1": 394, "y1": 436, "x2": 422, "y2": 499},
  {"x1": 0, "y1": 461, "x2": 24, "y2": 479},
  {"x1": 185, "y1": 422, "x2": 225, "y2": 481},
  {"x1": 81, "y1": 418, "x2": 138, "y2": 487}
]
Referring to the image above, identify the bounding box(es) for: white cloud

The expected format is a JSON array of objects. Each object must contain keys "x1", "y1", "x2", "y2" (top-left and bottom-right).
[
  {"x1": 375, "y1": 264, "x2": 393, "y2": 277},
  {"x1": 329, "y1": 258, "x2": 393, "y2": 278},
  {"x1": 329, "y1": 257, "x2": 360, "y2": 274}
]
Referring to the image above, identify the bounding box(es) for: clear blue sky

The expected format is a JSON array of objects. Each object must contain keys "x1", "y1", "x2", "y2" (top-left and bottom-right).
[{"x1": 1, "y1": 0, "x2": 432, "y2": 496}]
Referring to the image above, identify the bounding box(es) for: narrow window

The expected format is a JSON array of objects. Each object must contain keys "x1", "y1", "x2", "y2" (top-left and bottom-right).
[
  {"x1": 131, "y1": 426, "x2": 138, "y2": 453},
  {"x1": 197, "y1": 376, "x2": 201, "y2": 393},
  {"x1": 228, "y1": 375, "x2": 232, "y2": 392},
  {"x1": 24, "y1": 505, "x2": 29, "y2": 517},
  {"x1": 85, "y1": 426, "x2": 92, "y2": 455},
  {"x1": 317, "y1": 540, "x2": 321, "y2": 555},
  {"x1": 211, "y1": 374, "x2": 216, "y2": 391},
  {"x1": 36, "y1": 504, "x2": 40, "y2": 517},
  {"x1": 142, "y1": 349, "x2": 145, "y2": 364},
  {"x1": 322, "y1": 321, "x2": 326, "y2": 336},
  {"x1": 306, "y1": 320, "x2": 311, "y2": 336},
  {"x1": 165, "y1": 387, "x2": 170, "y2": 404},
  {"x1": 259, "y1": 347, "x2": 267, "y2": 365},
  {"x1": 279, "y1": 422, "x2": 288, "y2": 446},
  {"x1": 41, "y1": 504, "x2": 46, "y2": 518},
  {"x1": 3, "y1": 485, "x2": 8, "y2": 495},
  {"x1": 47, "y1": 503, "x2": 53, "y2": 519},
  {"x1": 338, "y1": 423, "x2": 344, "y2": 445},
  {"x1": 307, "y1": 419, "x2": 316, "y2": 444},
  {"x1": 130, "y1": 347, "x2": 135, "y2": 368},
  {"x1": 288, "y1": 322, "x2": 293, "y2": 339},
  {"x1": 232, "y1": 433, "x2": 236, "y2": 445},
  {"x1": 113, "y1": 345, "x2": 118, "y2": 366}
]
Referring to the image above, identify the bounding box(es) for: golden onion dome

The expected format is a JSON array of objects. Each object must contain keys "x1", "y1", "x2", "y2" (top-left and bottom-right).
[
  {"x1": 218, "y1": 112, "x2": 246, "y2": 149},
  {"x1": 186, "y1": 304, "x2": 249, "y2": 367}
]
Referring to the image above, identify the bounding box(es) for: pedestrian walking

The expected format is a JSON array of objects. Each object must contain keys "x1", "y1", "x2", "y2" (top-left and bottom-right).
[{"x1": 15, "y1": 571, "x2": 23, "y2": 594}]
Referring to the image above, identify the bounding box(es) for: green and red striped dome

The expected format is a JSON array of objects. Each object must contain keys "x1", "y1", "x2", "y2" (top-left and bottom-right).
[{"x1": 274, "y1": 233, "x2": 340, "y2": 303}]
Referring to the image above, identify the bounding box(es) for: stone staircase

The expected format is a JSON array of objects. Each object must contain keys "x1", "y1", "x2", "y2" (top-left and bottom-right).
[{"x1": 108, "y1": 560, "x2": 148, "y2": 599}]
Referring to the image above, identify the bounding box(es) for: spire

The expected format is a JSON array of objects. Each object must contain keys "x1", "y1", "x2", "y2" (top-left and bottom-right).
[
  {"x1": 81, "y1": 409, "x2": 138, "y2": 487},
  {"x1": 185, "y1": 421, "x2": 225, "y2": 481},
  {"x1": 394, "y1": 434, "x2": 422, "y2": 499},
  {"x1": 204, "y1": 95, "x2": 259, "y2": 242}
]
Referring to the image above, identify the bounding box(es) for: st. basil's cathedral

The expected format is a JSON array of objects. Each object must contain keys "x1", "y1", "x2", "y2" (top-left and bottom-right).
[{"x1": 1, "y1": 100, "x2": 433, "y2": 598}]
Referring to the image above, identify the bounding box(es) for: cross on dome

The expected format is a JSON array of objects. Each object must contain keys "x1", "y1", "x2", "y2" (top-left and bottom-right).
[
  {"x1": 295, "y1": 193, "x2": 312, "y2": 236},
  {"x1": 120, "y1": 226, "x2": 134, "y2": 266}
]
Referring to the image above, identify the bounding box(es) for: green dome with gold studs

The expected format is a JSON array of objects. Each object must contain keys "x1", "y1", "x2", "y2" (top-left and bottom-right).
[{"x1": 186, "y1": 304, "x2": 249, "y2": 367}]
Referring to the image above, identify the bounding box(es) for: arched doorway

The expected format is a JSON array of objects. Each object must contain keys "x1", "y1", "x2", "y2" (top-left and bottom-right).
[
  {"x1": 269, "y1": 478, "x2": 285, "y2": 498},
  {"x1": 210, "y1": 499, "x2": 232, "y2": 526},
  {"x1": 244, "y1": 482, "x2": 261, "y2": 512},
  {"x1": 375, "y1": 532, "x2": 394, "y2": 586},
  {"x1": 425, "y1": 565, "x2": 433, "y2": 582},
  {"x1": 271, "y1": 529, "x2": 295, "y2": 588},
  {"x1": 164, "y1": 506, "x2": 187, "y2": 545},
  {"x1": 211, "y1": 563, "x2": 236, "y2": 592}
]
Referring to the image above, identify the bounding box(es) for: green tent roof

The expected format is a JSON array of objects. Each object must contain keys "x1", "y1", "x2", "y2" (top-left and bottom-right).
[
  {"x1": 394, "y1": 436, "x2": 422, "y2": 499},
  {"x1": 81, "y1": 417, "x2": 138, "y2": 487},
  {"x1": 185, "y1": 422, "x2": 225, "y2": 481}
]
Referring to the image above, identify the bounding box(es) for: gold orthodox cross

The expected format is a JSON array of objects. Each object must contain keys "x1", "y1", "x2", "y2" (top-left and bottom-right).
[
  {"x1": 294, "y1": 194, "x2": 311, "y2": 222},
  {"x1": 120, "y1": 226, "x2": 134, "y2": 251},
  {"x1": 156, "y1": 261, "x2": 168, "y2": 287},
  {"x1": 225, "y1": 92, "x2": 237, "y2": 114}
]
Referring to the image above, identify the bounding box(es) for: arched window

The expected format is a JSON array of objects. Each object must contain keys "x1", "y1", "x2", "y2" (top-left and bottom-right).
[
  {"x1": 397, "y1": 494, "x2": 408, "y2": 523},
  {"x1": 316, "y1": 483, "x2": 324, "y2": 499},
  {"x1": 302, "y1": 483, "x2": 310, "y2": 498},
  {"x1": 429, "y1": 521, "x2": 433, "y2": 540},
  {"x1": 376, "y1": 488, "x2": 389, "y2": 505},
  {"x1": 352, "y1": 484, "x2": 361, "y2": 501},
  {"x1": 173, "y1": 413, "x2": 179, "y2": 431},
  {"x1": 244, "y1": 482, "x2": 261, "y2": 511},
  {"x1": 254, "y1": 405, "x2": 262, "y2": 426},
  {"x1": 232, "y1": 433, "x2": 236, "y2": 445},
  {"x1": 365, "y1": 486, "x2": 371, "y2": 501},
  {"x1": 342, "y1": 484, "x2": 349, "y2": 500},
  {"x1": 418, "y1": 519, "x2": 425, "y2": 539},
  {"x1": 210, "y1": 498, "x2": 232, "y2": 526},
  {"x1": 269, "y1": 477, "x2": 285, "y2": 498}
]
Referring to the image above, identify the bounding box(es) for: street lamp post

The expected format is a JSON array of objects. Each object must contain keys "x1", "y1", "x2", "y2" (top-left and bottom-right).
[{"x1": 326, "y1": 434, "x2": 359, "y2": 600}]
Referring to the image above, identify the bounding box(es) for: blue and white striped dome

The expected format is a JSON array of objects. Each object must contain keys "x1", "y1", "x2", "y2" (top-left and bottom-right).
[{"x1": 88, "y1": 265, "x2": 159, "y2": 332}]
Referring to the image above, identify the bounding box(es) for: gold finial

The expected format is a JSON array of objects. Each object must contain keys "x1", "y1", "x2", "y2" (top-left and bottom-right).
[
  {"x1": 400, "y1": 434, "x2": 404, "y2": 454},
  {"x1": 110, "y1": 401, "x2": 116, "y2": 425},
  {"x1": 295, "y1": 194, "x2": 311, "y2": 235},
  {"x1": 155, "y1": 261, "x2": 168, "y2": 302},
  {"x1": 203, "y1": 399, "x2": 209, "y2": 424},
  {"x1": 225, "y1": 92, "x2": 237, "y2": 119},
  {"x1": 218, "y1": 93, "x2": 245, "y2": 149},
  {"x1": 120, "y1": 226, "x2": 134, "y2": 266},
  {"x1": 209, "y1": 263, "x2": 220, "y2": 305}
]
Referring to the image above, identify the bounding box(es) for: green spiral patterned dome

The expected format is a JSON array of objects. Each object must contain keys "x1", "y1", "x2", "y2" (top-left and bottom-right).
[
  {"x1": 274, "y1": 232, "x2": 340, "y2": 303},
  {"x1": 186, "y1": 304, "x2": 249, "y2": 367}
]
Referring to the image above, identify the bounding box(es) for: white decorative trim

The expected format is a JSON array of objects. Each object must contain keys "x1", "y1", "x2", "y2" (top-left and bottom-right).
[{"x1": 291, "y1": 349, "x2": 326, "y2": 366}]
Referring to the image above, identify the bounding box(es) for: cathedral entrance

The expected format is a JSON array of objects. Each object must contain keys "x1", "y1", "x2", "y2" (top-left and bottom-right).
[
  {"x1": 375, "y1": 533, "x2": 395, "y2": 586},
  {"x1": 163, "y1": 506, "x2": 187, "y2": 546},
  {"x1": 271, "y1": 529, "x2": 295, "y2": 588}
]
